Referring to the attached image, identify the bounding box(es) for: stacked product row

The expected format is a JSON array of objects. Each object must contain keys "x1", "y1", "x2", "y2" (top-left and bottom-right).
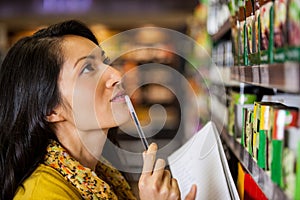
[
  {"x1": 229, "y1": 91, "x2": 300, "y2": 199},
  {"x1": 228, "y1": 0, "x2": 299, "y2": 65}
]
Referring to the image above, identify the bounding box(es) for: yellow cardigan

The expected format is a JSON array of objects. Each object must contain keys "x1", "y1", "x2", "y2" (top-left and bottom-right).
[{"x1": 14, "y1": 164, "x2": 82, "y2": 199}]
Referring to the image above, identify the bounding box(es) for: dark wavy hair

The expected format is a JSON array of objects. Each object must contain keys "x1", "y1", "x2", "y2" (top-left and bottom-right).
[{"x1": 0, "y1": 20, "x2": 99, "y2": 200}]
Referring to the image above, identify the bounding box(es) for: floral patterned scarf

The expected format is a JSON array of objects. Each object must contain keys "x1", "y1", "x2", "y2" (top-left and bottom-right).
[{"x1": 44, "y1": 140, "x2": 137, "y2": 200}]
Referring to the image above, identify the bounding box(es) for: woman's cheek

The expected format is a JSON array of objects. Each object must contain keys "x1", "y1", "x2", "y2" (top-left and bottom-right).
[{"x1": 72, "y1": 85, "x2": 99, "y2": 130}]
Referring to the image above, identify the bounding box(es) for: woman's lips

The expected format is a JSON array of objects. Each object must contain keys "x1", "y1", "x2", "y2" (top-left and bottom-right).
[{"x1": 110, "y1": 91, "x2": 126, "y2": 102}]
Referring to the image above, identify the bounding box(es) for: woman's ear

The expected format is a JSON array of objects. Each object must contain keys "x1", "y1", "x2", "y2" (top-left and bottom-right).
[{"x1": 46, "y1": 107, "x2": 65, "y2": 123}]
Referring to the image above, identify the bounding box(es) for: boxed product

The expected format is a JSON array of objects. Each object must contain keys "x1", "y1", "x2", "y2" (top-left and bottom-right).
[
  {"x1": 252, "y1": 101, "x2": 261, "y2": 161},
  {"x1": 252, "y1": 102, "x2": 285, "y2": 162},
  {"x1": 232, "y1": 18, "x2": 240, "y2": 66},
  {"x1": 241, "y1": 105, "x2": 254, "y2": 155},
  {"x1": 286, "y1": 0, "x2": 300, "y2": 61},
  {"x1": 228, "y1": 90, "x2": 257, "y2": 138},
  {"x1": 243, "y1": 171, "x2": 268, "y2": 199},
  {"x1": 249, "y1": 0, "x2": 262, "y2": 65},
  {"x1": 237, "y1": 162, "x2": 245, "y2": 199},
  {"x1": 246, "y1": 0, "x2": 254, "y2": 55},
  {"x1": 273, "y1": 0, "x2": 288, "y2": 62},
  {"x1": 260, "y1": 0, "x2": 274, "y2": 63},
  {"x1": 228, "y1": 0, "x2": 240, "y2": 66},
  {"x1": 282, "y1": 128, "x2": 300, "y2": 199},
  {"x1": 238, "y1": 0, "x2": 247, "y2": 66},
  {"x1": 257, "y1": 103, "x2": 273, "y2": 170},
  {"x1": 255, "y1": 102, "x2": 286, "y2": 169},
  {"x1": 270, "y1": 106, "x2": 298, "y2": 188}
]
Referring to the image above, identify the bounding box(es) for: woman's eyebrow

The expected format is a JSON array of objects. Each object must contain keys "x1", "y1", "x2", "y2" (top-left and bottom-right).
[{"x1": 73, "y1": 55, "x2": 95, "y2": 69}]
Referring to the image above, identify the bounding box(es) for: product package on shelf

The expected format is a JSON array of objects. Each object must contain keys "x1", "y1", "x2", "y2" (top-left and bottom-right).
[
  {"x1": 252, "y1": 102, "x2": 260, "y2": 161},
  {"x1": 258, "y1": 102, "x2": 297, "y2": 171},
  {"x1": 281, "y1": 127, "x2": 300, "y2": 199},
  {"x1": 228, "y1": 0, "x2": 241, "y2": 66},
  {"x1": 261, "y1": 94, "x2": 300, "y2": 125},
  {"x1": 238, "y1": 0, "x2": 249, "y2": 66},
  {"x1": 248, "y1": 0, "x2": 262, "y2": 65},
  {"x1": 228, "y1": 90, "x2": 257, "y2": 138},
  {"x1": 241, "y1": 104, "x2": 254, "y2": 154},
  {"x1": 237, "y1": 162, "x2": 245, "y2": 199},
  {"x1": 244, "y1": 173, "x2": 268, "y2": 199},
  {"x1": 258, "y1": 102, "x2": 276, "y2": 170},
  {"x1": 239, "y1": 100, "x2": 299, "y2": 198},
  {"x1": 237, "y1": 162, "x2": 268, "y2": 199},
  {"x1": 260, "y1": 0, "x2": 274, "y2": 64},
  {"x1": 245, "y1": 0, "x2": 254, "y2": 66},
  {"x1": 252, "y1": 102, "x2": 285, "y2": 163},
  {"x1": 286, "y1": 0, "x2": 300, "y2": 61},
  {"x1": 232, "y1": 13, "x2": 240, "y2": 66},
  {"x1": 270, "y1": 106, "x2": 298, "y2": 187},
  {"x1": 228, "y1": 0, "x2": 299, "y2": 66},
  {"x1": 273, "y1": 0, "x2": 288, "y2": 62}
]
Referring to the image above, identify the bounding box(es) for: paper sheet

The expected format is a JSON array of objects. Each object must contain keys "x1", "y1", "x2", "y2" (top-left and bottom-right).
[{"x1": 168, "y1": 121, "x2": 240, "y2": 200}]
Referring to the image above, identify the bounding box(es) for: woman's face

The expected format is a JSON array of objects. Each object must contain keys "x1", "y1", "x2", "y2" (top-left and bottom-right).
[{"x1": 58, "y1": 35, "x2": 129, "y2": 132}]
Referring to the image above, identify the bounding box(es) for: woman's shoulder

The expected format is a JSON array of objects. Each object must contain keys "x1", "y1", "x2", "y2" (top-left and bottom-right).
[{"x1": 14, "y1": 164, "x2": 82, "y2": 200}]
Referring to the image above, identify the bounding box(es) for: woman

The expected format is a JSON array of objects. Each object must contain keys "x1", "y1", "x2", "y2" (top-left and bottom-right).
[{"x1": 0, "y1": 20, "x2": 197, "y2": 199}]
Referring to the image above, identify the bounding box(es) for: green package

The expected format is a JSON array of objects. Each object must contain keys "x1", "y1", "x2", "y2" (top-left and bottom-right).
[
  {"x1": 260, "y1": 1, "x2": 274, "y2": 63},
  {"x1": 286, "y1": 0, "x2": 300, "y2": 61},
  {"x1": 273, "y1": 0, "x2": 288, "y2": 62},
  {"x1": 248, "y1": 0, "x2": 261, "y2": 65},
  {"x1": 271, "y1": 139, "x2": 283, "y2": 187},
  {"x1": 258, "y1": 130, "x2": 267, "y2": 169}
]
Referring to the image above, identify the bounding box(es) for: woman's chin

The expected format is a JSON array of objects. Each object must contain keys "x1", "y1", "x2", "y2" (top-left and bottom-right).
[
  {"x1": 110, "y1": 102, "x2": 131, "y2": 126},
  {"x1": 113, "y1": 114, "x2": 131, "y2": 127}
]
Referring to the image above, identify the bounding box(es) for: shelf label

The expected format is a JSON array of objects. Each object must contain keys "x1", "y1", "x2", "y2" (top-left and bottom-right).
[
  {"x1": 284, "y1": 62, "x2": 299, "y2": 93},
  {"x1": 240, "y1": 67, "x2": 246, "y2": 82},
  {"x1": 252, "y1": 67, "x2": 260, "y2": 83},
  {"x1": 260, "y1": 65, "x2": 269, "y2": 84}
]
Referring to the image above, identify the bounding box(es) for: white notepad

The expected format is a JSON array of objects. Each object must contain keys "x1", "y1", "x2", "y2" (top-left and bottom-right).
[{"x1": 168, "y1": 121, "x2": 240, "y2": 200}]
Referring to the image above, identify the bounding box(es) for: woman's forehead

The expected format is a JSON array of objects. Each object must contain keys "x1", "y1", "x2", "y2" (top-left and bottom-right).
[
  {"x1": 61, "y1": 35, "x2": 103, "y2": 61},
  {"x1": 62, "y1": 35, "x2": 101, "y2": 53}
]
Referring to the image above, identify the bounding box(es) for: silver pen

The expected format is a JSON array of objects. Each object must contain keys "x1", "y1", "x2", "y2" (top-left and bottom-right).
[{"x1": 125, "y1": 95, "x2": 149, "y2": 150}]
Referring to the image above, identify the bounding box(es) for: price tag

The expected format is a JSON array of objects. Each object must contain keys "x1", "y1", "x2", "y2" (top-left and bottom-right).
[
  {"x1": 240, "y1": 67, "x2": 245, "y2": 82},
  {"x1": 260, "y1": 65, "x2": 269, "y2": 85},
  {"x1": 284, "y1": 62, "x2": 299, "y2": 93},
  {"x1": 252, "y1": 66, "x2": 260, "y2": 83}
]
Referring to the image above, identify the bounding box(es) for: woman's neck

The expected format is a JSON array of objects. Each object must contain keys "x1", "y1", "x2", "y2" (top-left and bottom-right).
[{"x1": 55, "y1": 122, "x2": 108, "y2": 171}]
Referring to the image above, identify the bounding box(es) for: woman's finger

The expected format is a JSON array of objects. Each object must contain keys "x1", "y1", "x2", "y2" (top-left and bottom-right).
[
  {"x1": 184, "y1": 184, "x2": 197, "y2": 200},
  {"x1": 152, "y1": 159, "x2": 166, "y2": 180},
  {"x1": 160, "y1": 169, "x2": 171, "y2": 188},
  {"x1": 141, "y1": 143, "x2": 158, "y2": 175},
  {"x1": 169, "y1": 178, "x2": 181, "y2": 200}
]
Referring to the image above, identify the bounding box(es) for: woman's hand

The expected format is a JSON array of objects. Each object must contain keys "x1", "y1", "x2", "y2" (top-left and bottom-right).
[{"x1": 138, "y1": 143, "x2": 197, "y2": 200}]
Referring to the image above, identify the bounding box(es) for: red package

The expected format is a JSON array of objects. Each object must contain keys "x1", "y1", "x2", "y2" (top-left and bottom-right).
[{"x1": 244, "y1": 174, "x2": 268, "y2": 200}]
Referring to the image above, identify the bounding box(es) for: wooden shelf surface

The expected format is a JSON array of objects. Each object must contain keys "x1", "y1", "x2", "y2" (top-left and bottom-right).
[{"x1": 230, "y1": 63, "x2": 300, "y2": 93}]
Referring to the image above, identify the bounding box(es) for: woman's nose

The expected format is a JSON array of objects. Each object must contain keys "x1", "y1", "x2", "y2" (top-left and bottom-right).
[{"x1": 105, "y1": 67, "x2": 122, "y2": 88}]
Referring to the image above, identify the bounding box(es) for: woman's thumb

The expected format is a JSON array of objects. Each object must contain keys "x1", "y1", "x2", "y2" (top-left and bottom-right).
[{"x1": 184, "y1": 184, "x2": 197, "y2": 200}]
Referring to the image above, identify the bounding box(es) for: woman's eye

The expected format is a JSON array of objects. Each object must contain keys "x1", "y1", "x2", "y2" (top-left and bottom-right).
[
  {"x1": 80, "y1": 64, "x2": 95, "y2": 75},
  {"x1": 103, "y1": 56, "x2": 110, "y2": 65}
]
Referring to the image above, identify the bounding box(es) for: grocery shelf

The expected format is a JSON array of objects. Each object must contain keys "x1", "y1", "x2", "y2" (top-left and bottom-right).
[
  {"x1": 211, "y1": 19, "x2": 231, "y2": 42},
  {"x1": 214, "y1": 122, "x2": 289, "y2": 200},
  {"x1": 210, "y1": 66, "x2": 241, "y2": 87},
  {"x1": 230, "y1": 63, "x2": 300, "y2": 93}
]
